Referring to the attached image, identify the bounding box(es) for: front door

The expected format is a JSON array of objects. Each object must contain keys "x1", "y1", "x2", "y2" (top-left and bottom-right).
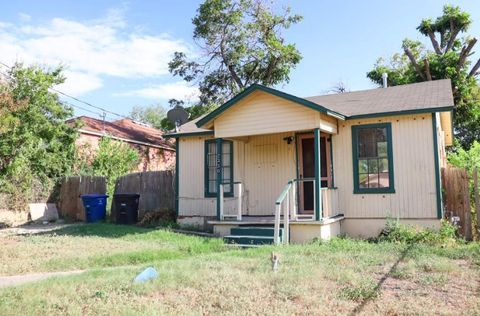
[{"x1": 297, "y1": 133, "x2": 331, "y2": 213}]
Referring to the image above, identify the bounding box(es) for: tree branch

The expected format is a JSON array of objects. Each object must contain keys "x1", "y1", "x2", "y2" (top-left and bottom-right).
[
  {"x1": 445, "y1": 19, "x2": 460, "y2": 53},
  {"x1": 428, "y1": 31, "x2": 442, "y2": 54},
  {"x1": 424, "y1": 58, "x2": 432, "y2": 80},
  {"x1": 468, "y1": 58, "x2": 480, "y2": 78},
  {"x1": 263, "y1": 56, "x2": 278, "y2": 83},
  {"x1": 457, "y1": 38, "x2": 477, "y2": 71},
  {"x1": 403, "y1": 46, "x2": 426, "y2": 80}
]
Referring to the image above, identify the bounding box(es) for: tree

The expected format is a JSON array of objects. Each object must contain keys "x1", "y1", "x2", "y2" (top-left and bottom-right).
[
  {"x1": 75, "y1": 137, "x2": 139, "y2": 201},
  {"x1": 0, "y1": 64, "x2": 78, "y2": 209},
  {"x1": 129, "y1": 104, "x2": 166, "y2": 129},
  {"x1": 367, "y1": 5, "x2": 480, "y2": 149},
  {"x1": 169, "y1": 0, "x2": 303, "y2": 108}
]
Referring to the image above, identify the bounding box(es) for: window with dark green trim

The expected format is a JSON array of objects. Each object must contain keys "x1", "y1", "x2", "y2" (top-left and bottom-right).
[
  {"x1": 205, "y1": 139, "x2": 233, "y2": 197},
  {"x1": 352, "y1": 123, "x2": 395, "y2": 194}
]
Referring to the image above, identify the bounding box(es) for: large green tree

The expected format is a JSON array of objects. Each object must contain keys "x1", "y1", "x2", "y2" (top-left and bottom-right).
[
  {"x1": 129, "y1": 104, "x2": 166, "y2": 129},
  {"x1": 0, "y1": 64, "x2": 78, "y2": 209},
  {"x1": 367, "y1": 5, "x2": 480, "y2": 149},
  {"x1": 169, "y1": 0, "x2": 302, "y2": 117}
]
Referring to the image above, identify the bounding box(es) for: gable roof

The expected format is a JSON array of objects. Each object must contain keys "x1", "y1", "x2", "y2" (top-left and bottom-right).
[
  {"x1": 67, "y1": 116, "x2": 175, "y2": 150},
  {"x1": 168, "y1": 79, "x2": 454, "y2": 137},
  {"x1": 163, "y1": 115, "x2": 214, "y2": 138},
  {"x1": 195, "y1": 84, "x2": 346, "y2": 128},
  {"x1": 306, "y1": 79, "x2": 454, "y2": 118}
]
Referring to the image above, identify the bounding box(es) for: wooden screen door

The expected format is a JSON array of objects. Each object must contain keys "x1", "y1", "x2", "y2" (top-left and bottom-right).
[{"x1": 297, "y1": 133, "x2": 331, "y2": 214}]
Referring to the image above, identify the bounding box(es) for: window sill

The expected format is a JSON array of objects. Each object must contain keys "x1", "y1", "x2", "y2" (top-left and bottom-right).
[
  {"x1": 353, "y1": 188, "x2": 395, "y2": 194},
  {"x1": 204, "y1": 193, "x2": 234, "y2": 198}
]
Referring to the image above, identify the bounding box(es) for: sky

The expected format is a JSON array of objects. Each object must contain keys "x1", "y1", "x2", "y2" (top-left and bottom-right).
[{"x1": 1, "y1": 0, "x2": 480, "y2": 120}]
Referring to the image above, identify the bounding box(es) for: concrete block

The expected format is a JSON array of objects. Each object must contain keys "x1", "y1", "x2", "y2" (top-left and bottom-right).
[{"x1": 28, "y1": 203, "x2": 59, "y2": 222}]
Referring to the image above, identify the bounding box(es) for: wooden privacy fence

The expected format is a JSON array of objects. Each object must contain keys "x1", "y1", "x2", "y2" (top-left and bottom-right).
[
  {"x1": 442, "y1": 166, "x2": 473, "y2": 240},
  {"x1": 112, "y1": 170, "x2": 175, "y2": 219},
  {"x1": 58, "y1": 176, "x2": 106, "y2": 221}
]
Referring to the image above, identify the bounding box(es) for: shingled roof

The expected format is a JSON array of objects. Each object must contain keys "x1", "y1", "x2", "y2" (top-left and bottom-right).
[
  {"x1": 167, "y1": 79, "x2": 454, "y2": 137},
  {"x1": 68, "y1": 116, "x2": 175, "y2": 150},
  {"x1": 306, "y1": 79, "x2": 454, "y2": 118}
]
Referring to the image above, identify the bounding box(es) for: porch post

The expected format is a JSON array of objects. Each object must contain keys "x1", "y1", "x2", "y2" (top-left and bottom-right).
[
  {"x1": 314, "y1": 128, "x2": 322, "y2": 221},
  {"x1": 216, "y1": 138, "x2": 223, "y2": 220}
]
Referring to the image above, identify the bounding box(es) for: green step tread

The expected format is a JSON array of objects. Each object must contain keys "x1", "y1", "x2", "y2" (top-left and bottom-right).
[
  {"x1": 224, "y1": 235, "x2": 276, "y2": 245},
  {"x1": 230, "y1": 227, "x2": 283, "y2": 237}
]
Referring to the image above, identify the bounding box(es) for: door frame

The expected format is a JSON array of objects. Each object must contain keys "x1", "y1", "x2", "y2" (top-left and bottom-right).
[{"x1": 296, "y1": 132, "x2": 332, "y2": 213}]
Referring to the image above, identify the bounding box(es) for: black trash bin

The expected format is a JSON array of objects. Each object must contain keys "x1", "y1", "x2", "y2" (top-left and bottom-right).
[{"x1": 113, "y1": 193, "x2": 140, "y2": 225}]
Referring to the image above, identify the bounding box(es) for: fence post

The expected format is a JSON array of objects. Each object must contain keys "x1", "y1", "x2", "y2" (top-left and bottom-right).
[{"x1": 474, "y1": 167, "x2": 480, "y2": 238}]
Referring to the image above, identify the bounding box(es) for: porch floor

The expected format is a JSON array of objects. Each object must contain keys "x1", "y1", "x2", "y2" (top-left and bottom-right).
[{"x1": 207, "y1": 214, "x2": 344, "y2": 226}]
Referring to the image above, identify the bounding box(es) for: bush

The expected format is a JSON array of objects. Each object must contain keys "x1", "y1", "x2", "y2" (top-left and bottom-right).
[
  {"x1": 74, "y1": 137, "x2": 139, "y2": 209},
  {"x1": 377, "y1": 218, "x2": 458, "y2": 247},
  {"x1": 0, "y1": 64, "x2": 77, "y2": 211}
]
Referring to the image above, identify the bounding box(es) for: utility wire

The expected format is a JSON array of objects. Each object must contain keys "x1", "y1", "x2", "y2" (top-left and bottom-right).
[
  {"x1": 0, "y1": 61, "x2": 136, "y2": 122},
  {"x1": 0, "y1": 68, "x2": 104, "y2": 118}
]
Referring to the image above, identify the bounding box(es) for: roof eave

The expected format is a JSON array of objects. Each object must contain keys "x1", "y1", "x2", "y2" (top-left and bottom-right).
[
  {"x1": 163, "y1": 131, "x2": 215, "y2": 138},
  {"x1": 346, "y1": 105, "x2": 454, "y2": 120}
]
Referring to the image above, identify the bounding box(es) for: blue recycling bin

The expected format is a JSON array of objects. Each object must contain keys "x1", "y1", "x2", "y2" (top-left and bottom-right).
[{"x1": 81, "y1": 194, "x2": 108, "y2": 223}]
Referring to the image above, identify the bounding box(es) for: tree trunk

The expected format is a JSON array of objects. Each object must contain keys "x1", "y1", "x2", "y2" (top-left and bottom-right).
[
  {"x1": 424, "y1": 58, "x2": 432, "y2": 81},
  {"x1": 404, "y1": 46, "x2": 426, "y2": 80},
  {"x1": 445, "y1": 20, "x2": 460, "y2": 54},
  {"x1": 428, "y1": 32, "x2": 442, "y2": 55},
  {"x1": 468, "y1": 58, "x2": 480, "y2": 78},
  {"x1": 457, "y1": 38, "x2": 477, "y2": 72}
]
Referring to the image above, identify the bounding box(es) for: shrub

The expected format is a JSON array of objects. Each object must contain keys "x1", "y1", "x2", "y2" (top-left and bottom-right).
[
  {"x1": 0, "y1": 64, "x2": 77, "y2": 211},
  {"x1": 377, "y1": 218, "x2": 458, "y2": 247},
  {"x1": 75, "y1": 137, "x2": 140, "y2": 206}
]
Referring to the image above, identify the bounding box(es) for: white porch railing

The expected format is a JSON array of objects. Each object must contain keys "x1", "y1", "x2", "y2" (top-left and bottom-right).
[
  {"x1": 274, "y1": 179, "x2": 340, "y2": 245},
  {"x1": 274, "y1": 181, "x2": 294, "y2": 245},
  {"x1": 218, "y1": 182, "x2": 242, "y2": 221},
  {"x1": 290, "y1": 178, "x2": 316, "y2": 221},
  {"x1": 321, "y1": 187, "x2": 339, "y2": 218}
]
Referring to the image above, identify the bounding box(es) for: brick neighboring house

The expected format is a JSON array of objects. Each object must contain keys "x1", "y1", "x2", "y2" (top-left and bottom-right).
[{"x1": 67, "y1": 116, "x2": 175, "y2": 172}]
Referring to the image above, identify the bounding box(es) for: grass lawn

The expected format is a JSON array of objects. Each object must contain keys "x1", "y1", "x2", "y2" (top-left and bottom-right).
[{"x1": 0, "y1": 224, "x2": 479, "y2": 315}]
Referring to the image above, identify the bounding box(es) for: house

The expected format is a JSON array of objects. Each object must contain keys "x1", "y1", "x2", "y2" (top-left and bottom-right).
[
  {"x1": 68, "y1": 116, "x2": 175, "y2": 172},
  {"x1": 165, "y1": 79, "x2": 453, "y2": 244}
]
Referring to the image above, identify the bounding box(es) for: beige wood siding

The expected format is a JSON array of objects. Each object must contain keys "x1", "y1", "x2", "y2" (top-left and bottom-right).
[
  {"x1": 243, "y1": 133, "x2": 296, "y2": 215},
  {"x1": 178, "y1": 136, "x2": 244, "y2": 217},
  {"x1": 440, "y1": 111, "x2": 453, "y2": 146},
  {"x1": 178, "y1": 132, "x2": 296, "y2": 217},
  {"x1": 436, "y1": 113, "x2": 447, "y2": 167},
  {"x1": 319, "y1": 113, "x2": 338, "y2": 134},
  {"x1": 214, "y1": 91, "x2": 321, "y2": 138},
  {"x1": 333, "y1": 114, "x2": 437, "y2": 219}
]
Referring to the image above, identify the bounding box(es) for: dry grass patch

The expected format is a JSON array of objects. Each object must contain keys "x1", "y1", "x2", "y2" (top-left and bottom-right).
[{"x1": 0, "y1": 224, "x2": 479, "y2": 315}]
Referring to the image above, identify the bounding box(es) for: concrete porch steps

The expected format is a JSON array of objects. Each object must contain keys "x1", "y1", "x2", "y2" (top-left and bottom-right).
[{"x1": 223, "y1": 226, "x2": 284, "y2": 247}]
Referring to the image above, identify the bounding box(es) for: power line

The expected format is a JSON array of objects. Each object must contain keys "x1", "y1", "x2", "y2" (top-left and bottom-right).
[
  {"x1": 0, "y1": 61, "x2": 136, "y2": 122},
  {"x1": 0, "y1": 68, "x2": 104, "y2": 116}
]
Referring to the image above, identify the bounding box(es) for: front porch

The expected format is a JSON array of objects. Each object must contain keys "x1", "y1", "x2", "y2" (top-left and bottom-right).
[{"x1": 209, "y1": 128, "x2": 344, "y2": 245}]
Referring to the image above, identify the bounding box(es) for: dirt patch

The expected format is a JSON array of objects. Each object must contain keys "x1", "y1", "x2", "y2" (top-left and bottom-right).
[
  {"x1": 0, "y1": 210, "x2": 29, "y2": 228},
  {"x1": 352, "y1": 259, "x2": 480, "y2": 314},
  {"x1": 0, "y1": 222, "x2": 74, "y2": 237},
  {"x1": 0, "y1": 270, "x2": 85, "y2": 289}
]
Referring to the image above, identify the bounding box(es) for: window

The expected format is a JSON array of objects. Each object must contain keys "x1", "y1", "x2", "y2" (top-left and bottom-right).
[
  {"x1": 205, "y1": 139, "x2": 233, "y2": 197},
  {"x1": 352, "y1": 123, "x2": 394, "y2": 194}
]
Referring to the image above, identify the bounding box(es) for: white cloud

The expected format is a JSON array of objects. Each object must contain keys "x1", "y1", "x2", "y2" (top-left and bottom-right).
[
  {"x1": 18, "y1": 13, "x2": 31, "y2": 22},
  {"x1": 0, "y1": 10, "x2": 191, "y2": 96},
  {"x1": 55, "y1": 71, "x2": 103, "y2": 96},
  {"x1": 118, "y1": 81, "x2": 199, "y2": 101}
]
